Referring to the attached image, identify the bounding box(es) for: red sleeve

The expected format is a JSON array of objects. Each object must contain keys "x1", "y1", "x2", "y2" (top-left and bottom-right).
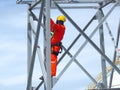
[
  {"x1": 50, "y1": 18, "x2": 65, "y2": 32},
  {"x1": 50, "y1": 18, "x2": 55, "y2": 32}
]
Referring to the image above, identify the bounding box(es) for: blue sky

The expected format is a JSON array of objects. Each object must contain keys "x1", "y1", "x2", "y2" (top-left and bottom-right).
[
  {"x1": 0, "y1": 1, "x2": 27, "y2": 90},
  {"x1": 0, "y1": 1, "x2": 120, "y2": 90}
]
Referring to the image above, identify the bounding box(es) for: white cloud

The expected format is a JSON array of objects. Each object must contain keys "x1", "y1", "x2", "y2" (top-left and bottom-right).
[
  {"x1": 0, "y1": 12, "x2": 27, "y2": 30},
  {"x1": 0, "y1": 74, "x2": 27, "y2": 86}
]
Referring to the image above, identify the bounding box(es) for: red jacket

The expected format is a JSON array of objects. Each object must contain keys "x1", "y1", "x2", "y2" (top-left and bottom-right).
[{"x1": 50, "y1": 19, "x2": 66, "y2": 45}]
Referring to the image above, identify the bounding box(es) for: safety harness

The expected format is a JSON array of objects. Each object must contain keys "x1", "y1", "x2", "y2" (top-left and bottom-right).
[{"x1": 51, "y1": 42, "x2": 63, "y2": 56}]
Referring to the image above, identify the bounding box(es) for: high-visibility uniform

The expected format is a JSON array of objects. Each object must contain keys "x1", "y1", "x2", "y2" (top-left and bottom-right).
[{"x1": 50, "y1": 18, "x2": 66, "y2": 76}]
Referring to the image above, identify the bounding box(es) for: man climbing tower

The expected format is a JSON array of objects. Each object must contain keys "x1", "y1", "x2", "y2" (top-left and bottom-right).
[{"x1": 50, "y1": 15, "x2": 66, "y2": 76}]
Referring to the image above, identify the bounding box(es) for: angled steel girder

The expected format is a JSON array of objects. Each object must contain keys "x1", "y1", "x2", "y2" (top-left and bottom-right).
[
  {"x1": 27, "y1": 1, "x2": 44, "y2": 90},
  {"x1": 26, "y1": 0, "x2": 51, "y2": 90},
  {"x1": 97, "y1": 9, "x2": 107, "y2": 88},
  {"x1": 109, "y1": 19, "x2": 120, "y2": 88}
]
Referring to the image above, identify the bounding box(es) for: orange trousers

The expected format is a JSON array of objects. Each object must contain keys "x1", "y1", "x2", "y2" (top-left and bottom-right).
[
  {"x1": 51, "y1": 45, "x2": 60, "y2": 76},
  {"x1": 51, "y1": 54, "x2": 57, "y2": 76}
]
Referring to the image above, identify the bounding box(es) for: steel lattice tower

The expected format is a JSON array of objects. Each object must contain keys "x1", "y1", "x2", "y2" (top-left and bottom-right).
[{"x1": 16, "y1": 0, "x2": 120, "y2": 90}]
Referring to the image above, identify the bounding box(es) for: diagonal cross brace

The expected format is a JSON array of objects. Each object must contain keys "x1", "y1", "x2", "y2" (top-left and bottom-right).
[
  {"x1": 27, "y1": 0, "x2": 44, "y2": 89},
  {"x1": 54, "y1": 1, "x2": 120, "y2": 74},
  {"x1": 56, "y1": 45, "x2": 98, "y2": 85},
  {"x1": 29, "y1": 15, "x2": 48, "y2": 86},
  {"x1": 58, "y1": 13, "x2": 96, "y2": 64}
]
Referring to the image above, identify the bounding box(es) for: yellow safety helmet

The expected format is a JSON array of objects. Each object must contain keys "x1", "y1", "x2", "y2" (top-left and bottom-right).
[{"x1": 57, "y1": 15, "x2": 66, "y2": 22}]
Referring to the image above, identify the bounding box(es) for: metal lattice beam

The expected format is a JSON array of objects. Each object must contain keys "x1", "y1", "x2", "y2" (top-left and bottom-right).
[{"x1": 17, "y1": 0, "x2": 120, "y2": 90}]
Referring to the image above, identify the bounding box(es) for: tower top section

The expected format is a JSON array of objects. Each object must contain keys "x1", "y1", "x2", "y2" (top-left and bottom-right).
[
  {"x1": 16, "y1": 0, "x2": 119, "y2": 9},
  {"x1": 16, "y1": 0, "x2": 116, "y2": 4}
]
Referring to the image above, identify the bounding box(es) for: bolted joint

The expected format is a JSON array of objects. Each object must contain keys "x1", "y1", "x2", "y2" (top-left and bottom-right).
[{"x1": 95, "y1": 9, "x2": 104, "y2": 20}]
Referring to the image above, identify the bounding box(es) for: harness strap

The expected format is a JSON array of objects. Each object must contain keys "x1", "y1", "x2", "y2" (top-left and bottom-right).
[
  {"x1": 51, "y1": 42, "x2": 62, "y2": 47},
  {"x1": 51, "y1": 42, "x2": 63, "y2": 56},
  {"x1": 52, "y1": 51, "x2": 59, "y2": 56}
]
